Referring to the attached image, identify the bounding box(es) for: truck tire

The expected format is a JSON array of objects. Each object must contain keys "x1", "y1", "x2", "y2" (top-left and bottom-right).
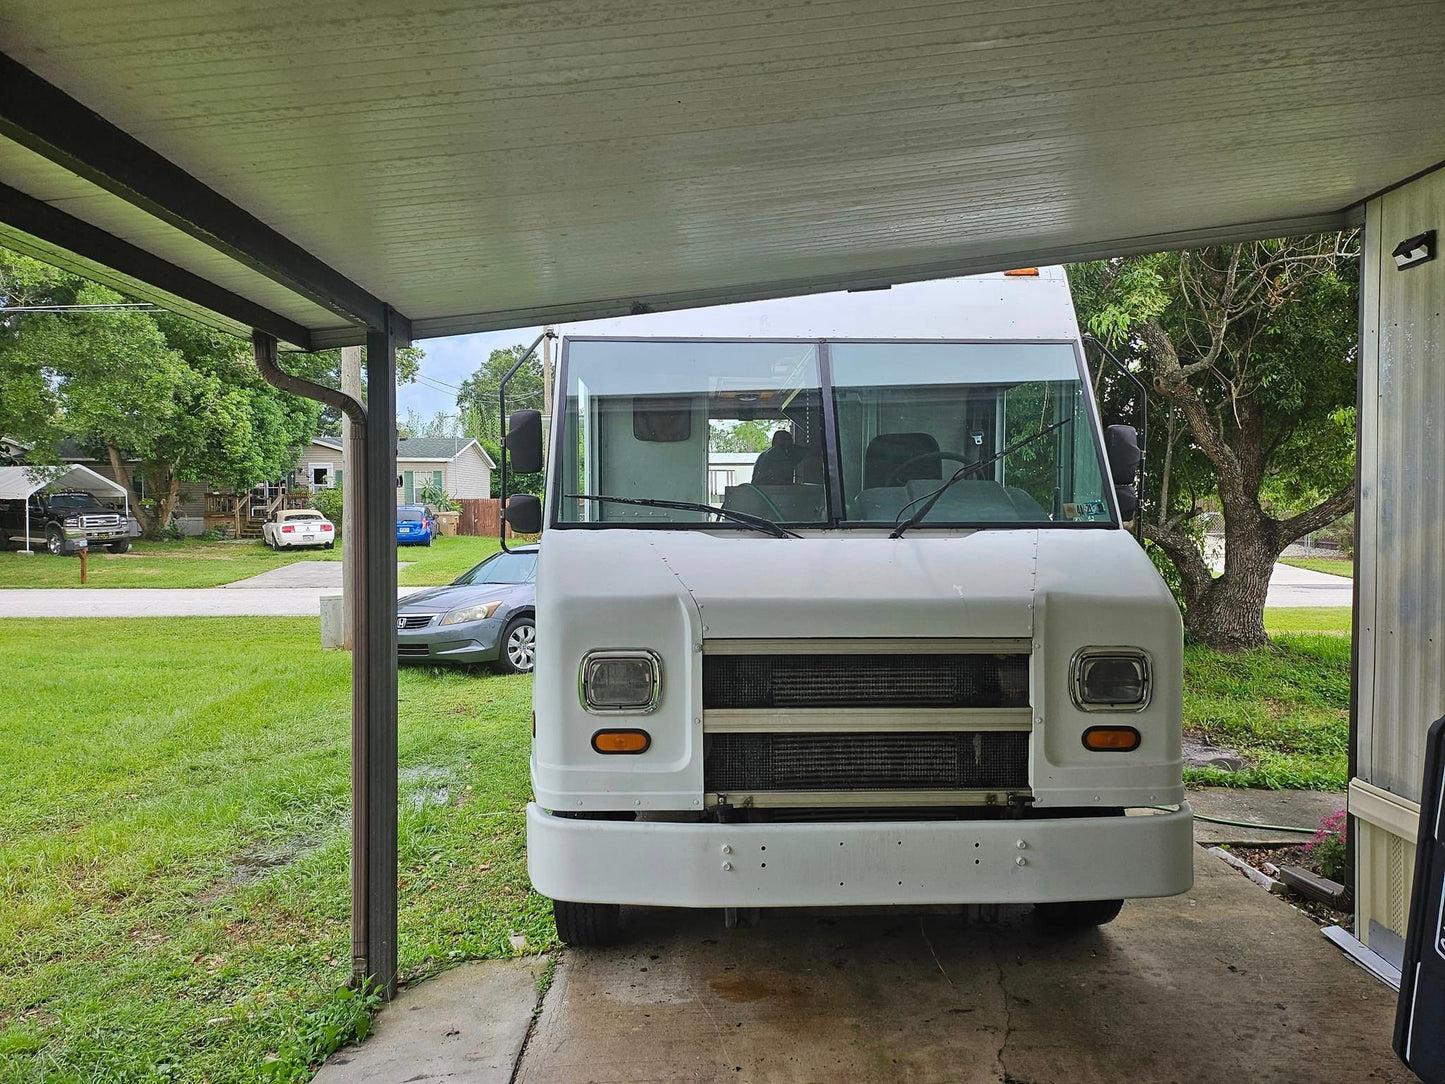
[
  {"x1": 553, "y1": 900, "x2": 621, "y2": 946},
  {"x1": 45, "y1": 525, "x2": 65, "y2": 555},
  {"x1": 1033, "y1": 898, "x2": 1124, "y2": 929},
  {"x1": 107, "y1": 538, "x2": 131, "y2": 554}
]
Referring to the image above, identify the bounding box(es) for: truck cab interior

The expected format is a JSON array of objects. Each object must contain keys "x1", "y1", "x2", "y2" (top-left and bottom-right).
[{"x1": 557, "y1": 338, "x2": 1113, "y2": 529}]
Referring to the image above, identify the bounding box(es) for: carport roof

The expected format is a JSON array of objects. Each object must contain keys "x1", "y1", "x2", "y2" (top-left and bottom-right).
[
  {"x1": 0, "y1": 464, "x2": 128, "y2": 502},
  {"x1": 1, "y1": 1, "x2": 1443, "y2": 349}
]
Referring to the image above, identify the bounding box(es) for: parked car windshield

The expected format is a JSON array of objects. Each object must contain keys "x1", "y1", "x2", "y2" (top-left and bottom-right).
[
  {"x1": 555, "y1": 338, "x2": 1114, "y2": 530},
  {"x1": 397, "y1": 506, "x2": 427, "y2": 522},
  {"x1": 454, "y1": 551, "x2": 537, "y2": 585},
  {"x1": 45, "y1": 492, "x2": 107, "y2": 511}
]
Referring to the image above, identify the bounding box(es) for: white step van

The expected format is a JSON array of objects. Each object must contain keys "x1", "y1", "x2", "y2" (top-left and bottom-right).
[{"x1": 501, "y1": 269, "x2": 1193, "y2": 944}]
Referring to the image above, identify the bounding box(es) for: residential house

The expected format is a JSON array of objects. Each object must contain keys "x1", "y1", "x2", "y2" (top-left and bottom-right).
[{"x1": 4, "y1": 433, "x2": 495, "y2": 537}]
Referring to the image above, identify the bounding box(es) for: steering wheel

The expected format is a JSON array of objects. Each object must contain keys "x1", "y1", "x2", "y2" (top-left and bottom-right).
[{"x1": 885, "y1": 450, "x2": 976, "y2": 487}]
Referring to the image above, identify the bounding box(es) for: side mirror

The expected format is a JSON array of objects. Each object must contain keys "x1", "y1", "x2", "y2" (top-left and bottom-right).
[
  {"x1": 1114, "y1": 485, "x2": 1139, "y2": 522},
  {"x1": 505, "y1": 410, "x2": 544, "y2": 474},
  {"x1": 504, "y1": 493, "x2": 542, "y2": 534},
  {"x1": 1104, "y1": 425, "x2": 1142, "y2": 485}
]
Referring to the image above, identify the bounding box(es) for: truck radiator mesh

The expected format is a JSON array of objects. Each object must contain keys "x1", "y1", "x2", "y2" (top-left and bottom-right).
[
  {"x1": 703, "y1": 653, "x2": 1029, "y2": 709},
  {"x1": 704, "y1": 731, "x2": 1029, "y2": 793}
]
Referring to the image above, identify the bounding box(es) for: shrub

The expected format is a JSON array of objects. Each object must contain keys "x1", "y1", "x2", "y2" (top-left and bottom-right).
[
  {"x1": 310, "y1": 487, "x2": 344, "y2": 530},
  {"x1": 1305, "y1": 808, "x2": 1348, "y2": 881},
  {"x1": 416, "y1": 479, "x2": 459, "y2": 512}
]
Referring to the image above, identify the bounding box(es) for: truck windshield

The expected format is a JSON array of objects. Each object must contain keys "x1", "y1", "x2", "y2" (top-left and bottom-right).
[
  {"x1": 45, "y1": 492, "x2": 106, "y2": 511},
  {"x1": 555, "y1": 338, "x2": 1113, "y2": 530}
]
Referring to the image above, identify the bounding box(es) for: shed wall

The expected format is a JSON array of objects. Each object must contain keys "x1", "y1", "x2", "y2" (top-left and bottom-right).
[{"x1": 1354, "y1": 164, "x2": 1445, "y2": 962}]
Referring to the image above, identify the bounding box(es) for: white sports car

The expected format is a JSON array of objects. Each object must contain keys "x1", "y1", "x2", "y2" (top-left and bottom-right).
[{"x1": 263, "y1": 508, "x2": 335, "y2": 549}]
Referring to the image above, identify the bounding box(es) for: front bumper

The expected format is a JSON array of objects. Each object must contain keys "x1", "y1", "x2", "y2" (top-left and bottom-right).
[
  {"x1": 527, "y1": 802, "x2": 1194, "y2": 908},
  {"x1": 396, "y1": 617, "x2": 502, "y2": 663}
]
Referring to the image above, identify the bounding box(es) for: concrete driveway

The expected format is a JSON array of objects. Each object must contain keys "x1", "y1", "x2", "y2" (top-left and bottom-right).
[
  {"x1": 1265, "y1": 562, "x2": 1353, "y2": 608},
  {"x1": 0, "y1": 560, "x2": 422, "y2": 617},
  {"x1": 321, "y1": 846, "x2": 1410, "y2": 1084}
]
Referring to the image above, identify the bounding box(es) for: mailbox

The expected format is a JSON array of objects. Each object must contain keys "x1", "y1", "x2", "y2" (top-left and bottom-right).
[{"x1": 1394, "y1": 714, "x2": 1445, "y2": 1082}]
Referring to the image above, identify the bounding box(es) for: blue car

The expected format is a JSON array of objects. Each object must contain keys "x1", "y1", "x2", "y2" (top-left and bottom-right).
[{"x1": 396, "y1": 503, "x2": 437, "y2": 546}]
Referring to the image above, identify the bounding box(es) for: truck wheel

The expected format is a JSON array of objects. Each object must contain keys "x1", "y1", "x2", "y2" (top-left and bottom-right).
[
  {"x1": 553, "y1": 900, "x2": 621, "y2": 946},
  {"x1": 107, "y1": 538, "x2": 131, "y2": 554},
  {"x1": 45, "y1": 526, "x2": 65, "y2": 555},
  {"x1": 1033, "y1": 899, "x2": 1124, "y2": 929},
  {"x1": 496, "y1": 616, "x2": 536, "y2": 674}
]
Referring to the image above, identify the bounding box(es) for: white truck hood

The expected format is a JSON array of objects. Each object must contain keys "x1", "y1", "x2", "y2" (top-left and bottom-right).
[{"x1": 540, "y1": 528, "x2": 1044, "y2": 640}]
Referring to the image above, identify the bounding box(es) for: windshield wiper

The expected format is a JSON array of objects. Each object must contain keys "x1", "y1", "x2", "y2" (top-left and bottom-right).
[
  {"x1": 565, "y1": 494, "x2": 798, "y2": 539},
  {"x1": 889, "y1": 417, "x2": 1074, "y2": 539}
]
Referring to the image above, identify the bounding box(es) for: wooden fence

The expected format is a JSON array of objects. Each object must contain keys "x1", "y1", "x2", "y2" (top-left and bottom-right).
[{"x1": 457, "y1": 498, "x2": 509, "y2": 537}]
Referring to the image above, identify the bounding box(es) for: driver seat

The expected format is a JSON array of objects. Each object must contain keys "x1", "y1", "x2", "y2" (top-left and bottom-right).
[{"x1": 864, "y1": 432, "x2": 941, "y2": 489}]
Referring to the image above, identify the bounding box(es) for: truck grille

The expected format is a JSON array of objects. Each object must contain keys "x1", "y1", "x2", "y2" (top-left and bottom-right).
[
  {"x1": 80, "y1": 514, "x2": 121, "y2": 529},
  {"x1": 703, "y1": 653, "x2": 1029, "y2": 710},
  {"x1": 704, "y1": 731, "x2": 1029, "y2": 793}
]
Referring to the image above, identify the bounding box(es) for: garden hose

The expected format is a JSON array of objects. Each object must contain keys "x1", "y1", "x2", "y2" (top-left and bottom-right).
[{"x1": 1150, "y1": 806, "x2": 1319, "y2": 834}]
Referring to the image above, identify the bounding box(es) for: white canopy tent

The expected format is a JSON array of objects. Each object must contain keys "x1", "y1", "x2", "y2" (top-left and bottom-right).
[{"x1": 0, "y1": 464, "x2": 130, "y2": 554}]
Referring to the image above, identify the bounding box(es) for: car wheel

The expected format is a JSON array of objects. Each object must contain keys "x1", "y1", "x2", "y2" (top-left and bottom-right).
[
  {"x1": 497, "y1": 616, "x2": 536, "y2": 674},
  {"x1": 107, "y1": 538, "x2": 131, "y2": 554},
  {"x1": 553, "y1": 900, "x2": 621, "y2": 946},
  {"x1": 325, "y1": 541, "x2": 334, "y2": 550},
  {"x1": 1033, "y1": 899, "x2": 1124, "y2": 930},
  {"x1": 45, "y1": 525, "x2": 65, "y2": 555}
]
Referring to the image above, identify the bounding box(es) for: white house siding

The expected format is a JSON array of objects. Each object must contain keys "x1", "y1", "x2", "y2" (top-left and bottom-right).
[
  {"x1": 445, "y1": 444, "x2": 493, "y2": 499},
  {"x1": 398, "y1": 461, "x2": 447, "y2": 504},
  {"x1": 1353, "y1": 164, "x2": 1445, "y2": 968},
  {"x1": 294, "y1": 441, "x2": 344, "y2": 492}
]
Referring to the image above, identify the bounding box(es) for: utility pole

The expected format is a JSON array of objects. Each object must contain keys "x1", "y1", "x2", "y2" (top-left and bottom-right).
[
  {"x1": 340, "y1": 345, "x2": 362, "y2": 651},
  {"x1": 541, "y1": 324, "x2": 554, "y2": 452}
]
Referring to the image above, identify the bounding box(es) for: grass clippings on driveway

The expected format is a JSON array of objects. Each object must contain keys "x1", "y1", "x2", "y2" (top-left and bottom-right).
[
  {"x1": 0, "y1": 535, "x2": 500, "y2": 590},
  {"x1": 0, "y1": 617, "x2": 547, "y2": 1082},
  {"x1": 1183, "y1": 633, "x2": 1350, "y2": 791}
]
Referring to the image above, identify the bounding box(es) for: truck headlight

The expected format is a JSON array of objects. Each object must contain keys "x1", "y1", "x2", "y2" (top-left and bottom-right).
[
  {"x1": 64, "y1": 517, "x2": 80, "y2": 528},
  {"x1": 439, "y1": 600, "x2": 502, "y2": 625},
  {"x1": 1070, "y1": 649, "x2": 1150, "y2": 711},
  {"x1": 580, "y1": 650, "x2": 661, "y2": 713}
]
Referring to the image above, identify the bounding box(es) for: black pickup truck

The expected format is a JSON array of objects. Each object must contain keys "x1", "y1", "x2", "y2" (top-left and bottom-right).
[{"x1": 0, "y1": 490, "x2": 132, "y2": 554}]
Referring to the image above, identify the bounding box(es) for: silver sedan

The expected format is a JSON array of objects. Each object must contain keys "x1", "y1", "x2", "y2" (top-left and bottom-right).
[{"x1": 395, "y1": 546, "x2": 537, "y2": 672}]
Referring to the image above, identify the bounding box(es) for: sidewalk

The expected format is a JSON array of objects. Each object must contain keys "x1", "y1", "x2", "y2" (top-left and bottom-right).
[
  {"x1": 0, "y1": 585, "x2": 425, "y2": 617},
  {"x1": 1266, "y1": 561, "x2": 1352, "y2": 608}
]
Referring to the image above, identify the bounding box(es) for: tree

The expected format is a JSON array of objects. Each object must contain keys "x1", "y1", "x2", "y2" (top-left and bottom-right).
[
  {"x1": 0, "y1": 251, "x2": 326, "y2": 537},
  {"x1": 456, "y1": 344, "x2": 545, "y2": 495},
  {"x1": 1070, "y1": 234, "x2": 1359, "y2": 649},
  {"x1": 708, "y1": 419, "x2": 775, "y2": 452}
]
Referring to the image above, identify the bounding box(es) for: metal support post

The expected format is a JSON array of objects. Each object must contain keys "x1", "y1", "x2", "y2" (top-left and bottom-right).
[
  {"x1": 356, "y1": 311, "x2": 401, "y2": 998},
  {"x1": 252, "y1": 327, "x2": 399, "y2": 999}
]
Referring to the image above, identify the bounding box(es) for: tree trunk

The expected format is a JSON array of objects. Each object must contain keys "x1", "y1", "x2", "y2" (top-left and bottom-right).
[{"x1": 1184, "y1": 543, "x2": 1277, "y2": 649}]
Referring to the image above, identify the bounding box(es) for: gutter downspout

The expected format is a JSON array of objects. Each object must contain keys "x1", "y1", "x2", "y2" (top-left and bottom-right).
[{"x1": 253, "y1": 331, "x2": 391, "y2": 992}]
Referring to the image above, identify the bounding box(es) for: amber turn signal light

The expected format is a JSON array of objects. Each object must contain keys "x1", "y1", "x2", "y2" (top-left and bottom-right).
[
  {"x1": 1003, "y1": 267, "x2": 1040, "y2": 276},
  {"x1": 591, "y1": 729, "x2": 651, "y2": 754},
  {"x1": 1082, "y1": 725, "x2": 1141, "y2": 752}
]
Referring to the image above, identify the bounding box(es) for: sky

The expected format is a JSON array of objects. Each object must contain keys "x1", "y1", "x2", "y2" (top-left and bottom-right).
[
  {"x1": 403, "y1": 327, "x2": 543, "y2": 419},
  {"x1": 399, "y1": 270, "x2": 1069, "y2": 422}
]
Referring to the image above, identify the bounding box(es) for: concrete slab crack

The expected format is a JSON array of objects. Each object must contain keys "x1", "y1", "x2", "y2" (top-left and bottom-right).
[
  {"x1": 508, "y1": 953, "x2": 557, "y2": 1084},
  {"x1": 990, "y1": 935, "x2": 1016, "y2": 1083}
]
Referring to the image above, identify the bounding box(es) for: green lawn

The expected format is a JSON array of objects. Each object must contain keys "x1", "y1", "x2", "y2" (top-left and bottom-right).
[
  {"x1": 1183, "y1": 633, "x2": 1350, "y2": 790},
  {"x1": 0, "y1": 535, "x2": 500, "y2": 589},
  {"x1": 1279, "y1": 556, "x2": 1353, "y2": 579},
  {"x1": 1263, "y1": 607, "x2": 1352, "y2": 635},
  {"x1": 0, "y1": 618, "x2": 546, "y2": 1082}
]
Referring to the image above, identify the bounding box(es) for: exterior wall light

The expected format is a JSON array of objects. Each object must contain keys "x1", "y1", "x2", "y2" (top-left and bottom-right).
[{"x1": 1393, "y1": 230, "x2": 1436, "y2": 271}]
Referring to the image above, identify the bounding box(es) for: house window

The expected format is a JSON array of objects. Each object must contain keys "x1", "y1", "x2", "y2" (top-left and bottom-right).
[{"x1": 310, "y1": 463, "x2": 333, "y2": 489}]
